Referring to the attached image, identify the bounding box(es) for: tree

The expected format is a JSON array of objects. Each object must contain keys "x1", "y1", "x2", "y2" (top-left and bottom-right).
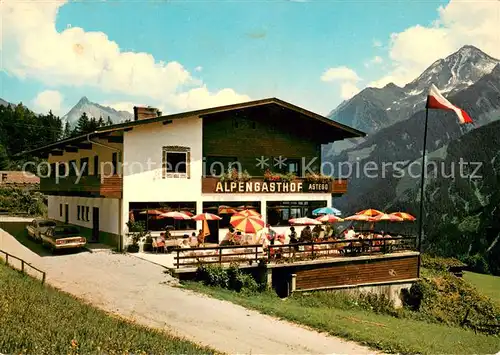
[
  {"x1": 62, "y1": 121, "x2": 71, "y2": 139},
  {"x1": 106, "y1": 116, "x2": 113, "y2": 126},
  {"x1": 0, "y1": 144, "x2": 10, "y2": 170},
  {"x1": 76, "y1": 112, "x2": 90, "y2": 135},
  {"x1": 97, "y1": 116, "x2": 105, "y2": 128}
]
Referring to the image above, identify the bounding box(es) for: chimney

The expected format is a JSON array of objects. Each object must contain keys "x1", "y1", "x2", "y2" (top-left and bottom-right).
[{"x1": 133, "y1": 106, "x2": 161, "y2": 121}]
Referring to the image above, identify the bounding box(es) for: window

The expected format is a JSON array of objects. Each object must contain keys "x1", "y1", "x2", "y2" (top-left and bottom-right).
[
  {"x1": 85, "y1": 206, "x2": 90, "y2": 222},
  {"x1": 59, "y1": 204, "x2": 63, "y2": 217},
  {"x1": 205, "y1": 156, "x2": 238, "y2": 177},
  {"x1": 69, "y1": 160, "x2": 77, "y2": 176},
  {"x1": 50, "y1": 163, "x2": 56, "y2": 178},
  {"x1": 58, "y1": 162, "x2": 67, "y2": 177},
  {"x1": 80, "y1": 157, "x2": 89, "y2": 176},
  {"x1": 94, "y1": 155, "x2": 99, "y2": 176},
  {"x1": 111, "y1": 153, "x2": 118, "y2": 175},
  {"x1": 162, "y1": 146, "x2": 190, "y2": 178},
  {"x1": 266, "y1": 201, "x2": 327, "y2": 226},
  {"x1": 77, "y1": 206, "x2": 81, "y2": 220},
  {"x1": 273, "y1": 157, "x2": 301, "y2": 176}
]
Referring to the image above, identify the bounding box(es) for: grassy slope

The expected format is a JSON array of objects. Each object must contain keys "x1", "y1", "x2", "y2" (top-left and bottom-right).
[
  {"x1": 0, "y1": 264, "x2": 216, "y2": 355},
  {"x1": 464, "y1": 271, "x2": 500, "y2": 306},
  {"x1": 183, "y1": 282, "x2": 500, "y2": 355}
]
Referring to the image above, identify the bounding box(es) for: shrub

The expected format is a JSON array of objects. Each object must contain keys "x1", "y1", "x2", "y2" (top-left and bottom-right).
[
  {"x1": 421, "y1": 254, "x2": 466, "y2": 271},
  {"x1": 196, "y1": 264, "x2": 259, "y2": 293},
  {"x1": 461, "y1": 253, "x2": 490, "y2": 274},
  {"x1": 402, "y1": 272, "x2": 500, "y2": 334}
]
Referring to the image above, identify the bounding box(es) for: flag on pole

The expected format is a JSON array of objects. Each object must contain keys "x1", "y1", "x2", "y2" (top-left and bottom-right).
[{"x1": 426, "y1": 84, "x2": 473, "y2": 124}]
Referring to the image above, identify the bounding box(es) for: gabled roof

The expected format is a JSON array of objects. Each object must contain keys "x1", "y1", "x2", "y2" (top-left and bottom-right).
[{"x1": 18, "y1": 97, "x2": 365, "y2": 156}]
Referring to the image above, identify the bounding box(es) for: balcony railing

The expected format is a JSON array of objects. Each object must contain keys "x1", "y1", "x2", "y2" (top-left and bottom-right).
[
  {"x1": 40, "y1": 175, "x2": 122, "y2": 199},
  {"x1": 201, "y1": 176, "x2": 347, "y2": 194}
]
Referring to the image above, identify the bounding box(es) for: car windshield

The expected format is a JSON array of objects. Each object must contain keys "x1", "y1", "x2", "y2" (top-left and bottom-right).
[
  {"x1": 53, "y1": 226, "x2": 80, "y2": 236},
  {"x1": 39, "y1": 221, "x2": 56, "y2": 227}
]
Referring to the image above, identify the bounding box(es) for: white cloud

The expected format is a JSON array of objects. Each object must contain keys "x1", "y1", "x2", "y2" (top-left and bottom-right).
[
  {"x1": 194, "y1": 66, "x2": 203, "y2": 72},
  {"x1": 364, "y1": 56, "x2": 383, "y2": 68},
  {"x1": 373, "y1": 39, "x2": 382, "y2": 48},
  {"x1": 33, "y1": 90, "x2": 64, "y2": 114},
  {"x1": 321, "y1": 66, "x2": 361, "y2": 101},
  {"x1": 369, "y1": 0, "x2": 500, "y2": 88},
  {"x1": 321, "y1": 66, "x2": 361, "y2": 82},
  {"x1": 339, "y1": 82, "x2": 360, "y2": 100},
  {"x1": 1, "y1": 0, "x2": 250, "y2": 112}
]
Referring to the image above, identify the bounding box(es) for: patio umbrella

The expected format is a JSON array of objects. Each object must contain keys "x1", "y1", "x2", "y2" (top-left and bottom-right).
[
  {"x1": 373, "y1": 213, "x2": 404, "y2": 222},
  {"x1": 356, "y1": 209, "x2": 384, "y2": 217},
  {"x1": 235, "y1": 209, "x2": 262, "y2": 218},
  {"x1": 159, "y1": 211, "x2": 192, "y2": 220},
  {"x1": 230, "y1": 214, "x2": 265, "y2": 233},
  {"x1": 218, "y1": 206, "x2": 238, "y2": 214},
  {"x1": 344, "y1": 214, "x2": 375, "y2": 221},
  {"x1": 289, "y1": 217, "x2": 322, "y2": 225},
  {"x1": 312, "y1": 207, "x2": 342, "y2": 216},
  {"x1": 192, "y1": 213, "x2": 222, "y2": 221},
  {"x1": 238, "y1": 205, "x2": 257, "y2": 210},
  {"x1": 315, "y1": 214, "x2": 344, "y2": 223},
  {"x1": 139, "y1": 209, "x2": 164, "y2": 215},
  {"x1": 180, "y1": 210, "x2": 194, "y2": 217},
  {"x1": 389, "y1": 212, "x2": 416, "y2": 221}
]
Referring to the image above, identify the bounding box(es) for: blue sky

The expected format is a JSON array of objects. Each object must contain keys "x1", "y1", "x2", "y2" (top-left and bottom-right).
[{"x1": 3, "y1": 0, "x2": 493, "y2": 118}]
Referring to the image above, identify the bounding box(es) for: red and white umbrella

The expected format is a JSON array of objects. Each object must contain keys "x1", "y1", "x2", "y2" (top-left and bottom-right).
[
  {"x1": 289, "y1": 217, "x2": 322, "y2": 225},
  {"x1": 389, "y1": 212, "x2": 416, "y2": 221},
  {"x1": 315, "y1": 214, "x2": 344, "y2": 223},
  {"x1": 192, "y1": 213, "x2": 222, "y2": 221},
  {"x1": 159, "y1": 211, "x2": 192, "y2": 220},
  {"x1": 230, "y1": 214, "x2": 265, "y2": 233},
  {"x1": 235, "y1": 209, "x2": 262, "y2": 218},
  {"x1": 356, "y1": 209, "x2": 384, "y2": 217},
  {"x1": 344, "y1": 214, "x2": 375, "y2": 221},
  {"x1": 373, "y1": 213, "x2": 404, "y2": 222}
]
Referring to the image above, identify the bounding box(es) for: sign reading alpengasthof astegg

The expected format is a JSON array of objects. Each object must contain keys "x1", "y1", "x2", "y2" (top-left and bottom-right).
[{"x1": 214, "y1": 180, "x2": 330, "y2": 193}]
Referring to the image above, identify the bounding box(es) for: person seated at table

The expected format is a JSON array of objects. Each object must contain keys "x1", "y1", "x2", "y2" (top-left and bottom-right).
[
  {"x1": 312, "y1": 224, "x2": 323, "y2": 240},
  {"x1": 220, "y1": 227, "x2": 235, "y2": 246},
  {"x1": 180, "y1": 238, "x2": 190, "y2": 249},
  {"x1": 189, "y1": 232, "x2": 198, "y2": 247},
  {"x1": 289, "y1": 226, "x2": 299, "y2": 251},
  {"x1": 300, "y1": 226, "x2": 313, "y2": 242},
  {"x1": 345, "y1": 226, "x2": 356, "y2": 240}
]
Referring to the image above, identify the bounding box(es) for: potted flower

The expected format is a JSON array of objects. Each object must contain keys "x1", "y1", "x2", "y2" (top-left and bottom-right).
[
  {"x1": 220, "y1": 167, "x2": 251, "y2": 182},
  {"x1": 304, "y1": 173, "x2": 333, "y2": 184},
  {"x1": 126, "y1": 220, "x2": 146, "y2": 253}
]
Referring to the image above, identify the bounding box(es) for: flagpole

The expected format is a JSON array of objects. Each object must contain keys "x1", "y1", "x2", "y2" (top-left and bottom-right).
[{"x1": 417, "y1": 100, "x2": 430, "y2": 255}]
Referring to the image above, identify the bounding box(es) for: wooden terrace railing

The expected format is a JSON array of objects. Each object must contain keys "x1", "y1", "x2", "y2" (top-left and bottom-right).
[
  {"x1": 174, "y1": 244, "x2": 264, "y2": 268},
  {"x1": 267, "y1": 236, "x2": 417, "y2": 262},
  {"x1": 173, "y1": 236, "x2": 417, "y2": 268},
  {"x1": 0, "y1": 249, "x2": 46, "y2": 284}
]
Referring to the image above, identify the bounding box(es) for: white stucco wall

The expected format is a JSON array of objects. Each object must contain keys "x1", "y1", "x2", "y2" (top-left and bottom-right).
[
  {"x1": 121, "y1": 117, "x2": 203, "y2": 234},
  {"x1": 47, "y1": 195, "x2": 120, "y2": 235}
]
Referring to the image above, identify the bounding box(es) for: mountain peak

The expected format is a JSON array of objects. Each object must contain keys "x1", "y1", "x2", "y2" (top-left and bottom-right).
[
  {"x1": 78, "y1": 96, "x2": 90, "y2": 105},
  {"x1": 63, "y1": 96, "x2": 133, "y2": 127},
  {"x1": 404, "y1": 45, "x2": 499, "y2": 94}
]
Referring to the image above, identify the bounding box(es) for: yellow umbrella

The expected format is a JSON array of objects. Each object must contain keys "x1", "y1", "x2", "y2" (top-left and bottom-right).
[
  {"x1": 235, "y1": 209, "x2": 262, "y2": 218},
  {"x1": 389, "y1": 212, "x2": 416, "y2": 221},
  {"x1": 356, "y1": 209, "x2": 384, "y2": 217},
  {"x1": 230, "y1": 214, "x2": 265, "y2": 233}
]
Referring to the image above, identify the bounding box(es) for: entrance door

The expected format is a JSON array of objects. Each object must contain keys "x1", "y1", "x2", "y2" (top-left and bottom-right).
[
  {"x1": 64, "y1": 204, "x2": 69, "y2": 224},
  {"x1": 206, "y1": 220, "x2": 219, "y2": 244},
  {"x1": 92, "y1": 207, "x2": 100, "y2": 242}
]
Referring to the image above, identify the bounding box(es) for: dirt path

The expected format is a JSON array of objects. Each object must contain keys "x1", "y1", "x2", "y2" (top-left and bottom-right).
[{"x1": 1, "y1": 221, "x2": 378, "y2": 354}]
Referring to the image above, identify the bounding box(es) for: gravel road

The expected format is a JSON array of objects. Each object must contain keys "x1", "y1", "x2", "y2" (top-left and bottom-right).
[{"x1": 1, "y1": 219, "x2": 378, "y2": 355}]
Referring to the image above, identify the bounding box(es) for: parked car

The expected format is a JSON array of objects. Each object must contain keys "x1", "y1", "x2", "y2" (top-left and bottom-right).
[
  {"x1": 26, "y1": 219, "x2": 57, "y2": 242},
  {"x1": 40, "y1": 225, "x2": 87, "y2": 253}
]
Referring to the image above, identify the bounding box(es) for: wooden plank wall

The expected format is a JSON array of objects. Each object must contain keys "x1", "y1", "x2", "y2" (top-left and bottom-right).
[{"x1": 295, "y1": 255, "x2": 419, "y2": 290}]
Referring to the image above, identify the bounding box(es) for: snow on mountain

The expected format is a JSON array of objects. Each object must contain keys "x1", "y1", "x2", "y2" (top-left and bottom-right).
[
  {"x1": 328, "y1": 45, "x2": 500, "y2": 137},
  {"x1": 62, "y1": 96, "x2": 133, "y2": 127}
]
